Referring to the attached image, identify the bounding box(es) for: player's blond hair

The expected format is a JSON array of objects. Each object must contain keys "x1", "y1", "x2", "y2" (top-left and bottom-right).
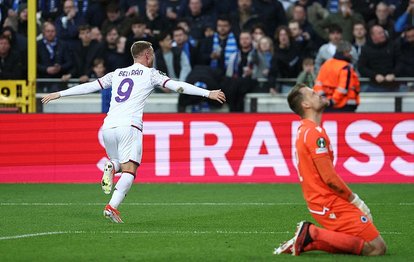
[
  {"x1": 287, "y1": 83, "x2": 307, "y2": 117},
  {"x1": 130, "y1": 41, "x2": 153, "y2": 59}
]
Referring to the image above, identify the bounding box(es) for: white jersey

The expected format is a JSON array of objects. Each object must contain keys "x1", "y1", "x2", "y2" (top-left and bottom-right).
[{"x1": 98, "y1": 63, "x2": 170, "y2": 130}]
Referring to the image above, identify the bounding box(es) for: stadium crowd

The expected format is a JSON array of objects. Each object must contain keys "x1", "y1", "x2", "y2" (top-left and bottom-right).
[{"x1": 0, "y1": 0, "x2": 413, "y2": 112}]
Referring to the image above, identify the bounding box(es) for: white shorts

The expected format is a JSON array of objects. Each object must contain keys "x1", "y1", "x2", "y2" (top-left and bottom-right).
[{"x1": 102, "y1": 126, "x2": 143, "y2": 165}]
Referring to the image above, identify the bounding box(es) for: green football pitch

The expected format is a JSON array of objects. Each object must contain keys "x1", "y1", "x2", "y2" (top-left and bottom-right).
[{"x1": 0, "y1": 184, "x2": 413, "y2": 261}]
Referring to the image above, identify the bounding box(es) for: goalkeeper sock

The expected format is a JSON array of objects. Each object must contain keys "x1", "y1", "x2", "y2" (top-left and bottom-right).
[
  {"x1": 304, "y1": 241, "x2": 343, "y2": 253},
  {"x1": 109, "y1": 172, "x2": 135, "y2": 209},
  {"x1": 307, "y1": 224, "x2": 364, "y2": 255}
]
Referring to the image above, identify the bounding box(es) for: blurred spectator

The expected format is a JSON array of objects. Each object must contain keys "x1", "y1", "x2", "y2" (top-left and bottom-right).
[
  {"x1": 358, "y1": 25, "x2": 400, "y2": 92},
  {"x1": 154, "y1": 31, "x2": 192, "y2": 84},
  {"x1": 314, "y1": 40, "x2": 360, "y2": 112},
  {"x1": 161, "y1": 0, "x2": 181, "y2": 23},
  {"x1": 199, "y1": 15, "x2": 238, "y2": 76},
  {"x1": 182, "y1": 0, "x2": 215, "y2": 41},
  {"x1": 176, "y1": 18, "x2": 198, "y2": 46},
  {"x1": 55, "y1": 0, "x2": 85, "y2": 47},
  {"x1": 72, "y1": 24, "x2": 104, "y2": 83},
  {"x1": 37, "y1": 22, "x2": 73, "y2": 92},
  {"x1": 315, "y1": 0, "x2": 364, "y2": 42},
  {"x1": 224, "y1": 31, "x2": 257, "y2": 112},
  {"x1": 3, "y1": 3, "x2": 28, "y2": 37},
  {"x1": 89, "y1": 57, "x2": 106, "y2": 79},
  {"x1": 38, "y1": 0, "x2": 62, "y2": 22},
  {"x1": 251, "y1": 35, "x2": 273, "y2": 92},
  {"x1": 290, "y1": 3, "x2": 316, "y2": 38},
  {"x1": 179, "y1": 0, "x2": 217, "y2": 17},
  {"x1": 351, "y1": 0, "x2": 377, "y2": 23},
  {"x1": 90, "y1": 26, "x2": 103, "y2": 43},
  {"x1": 368, "y1": 2, "x2": 396, "y2": 39},
  {"x1": 314, "y1": 24, "x2": 358, "y2": 73},
  {"x1": 289, "y1": 20, "x2": 317, "y2": 57},
  {"x1": 0, "y1": 35, "x2": 24, "y2": 79},
  {"x1": 126, "y1": 16, "x2": 157, "y2": 55},
  {"x1": 172, "y1": 26, "x2": 199, "y2": 66},
  {"x1": 287, "y1": 0, "x2": 328, "y2": 33},
  {"x1": 2, "y1": 25, "x2": 26, "y2": 54},
  {"x1": 253, "y1": 0, "x2": 287, "y2": 37},
  {"x1": 143, "y1": 0, "x2": 170, "y2": 37},
  {"x1": 268, "y1": 26, "x2": 304, "y2": 94},
  {"x1": 296, "y1": 57, "x2": 315, "y2": 88},
  {"x1": 395, "y1": 0, "x2": 414, "y2": 34},
  {"x1": 395, "y1": 26, "x2": 414, "y2": 79},
  {"x1": 250, "y1": 23, "x2": 266, "y2": 49},
  {"x1": 212, "y1": 0, "x2": 238, "y2": 16},
  {"x1": 101, "y1": 2, "x2": 132, "y2": 37},
  {"x1": 101, "y1": 26, "x2": 129, "y2": 112},
  {"x1": 229, "y1": 0, "x2": 261, "y2": 37},
  {"x1": 102, "y1": 26, "x2": 129, "y2": 73},
  {"x1": 83, "y1": 0, "x2": 106, "y2": 28},
  {"x1": 120, "y1": 0, "x2": 143, "y2": 18},
  {"x1": 352, "y1": 21, "x2": 367, "y2": 58}
]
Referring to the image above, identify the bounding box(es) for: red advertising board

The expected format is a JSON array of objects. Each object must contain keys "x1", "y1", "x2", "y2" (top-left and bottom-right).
[{"x1": 0, "y1": 113, "x2": 413, "y2": 183}]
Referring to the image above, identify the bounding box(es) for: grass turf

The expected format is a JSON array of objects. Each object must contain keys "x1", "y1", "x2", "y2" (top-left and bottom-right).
[{"x1": 0, "y1": 184, "x2": 413, "y2": 261}]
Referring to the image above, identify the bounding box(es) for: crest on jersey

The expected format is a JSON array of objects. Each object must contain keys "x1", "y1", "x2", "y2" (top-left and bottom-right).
[
  {"x1": 316, "y1": 137, "x2": 326, "y2": 148},
  {"x1": 315, "y1": 137, "x2": 328, "y2": 154}
]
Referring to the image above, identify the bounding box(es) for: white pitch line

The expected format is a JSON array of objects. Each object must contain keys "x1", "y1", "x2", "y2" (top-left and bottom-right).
[
  {"x1": 0, "y1": 230, "x2": 402, "y2": 241},
  {"x1": 0, "y1": 202, "x2": 413, "y2": 206}
]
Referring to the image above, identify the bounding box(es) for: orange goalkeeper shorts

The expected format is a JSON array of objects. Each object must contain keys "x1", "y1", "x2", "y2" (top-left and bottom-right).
[{"x1": 309, "y1": 198, "x2": 380, "y2": 242}]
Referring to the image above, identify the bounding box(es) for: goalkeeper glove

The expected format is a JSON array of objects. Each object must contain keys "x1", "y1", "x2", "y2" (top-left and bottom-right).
[{"x1": 351, "y1": 193, "x2": 373, "y2": 221}]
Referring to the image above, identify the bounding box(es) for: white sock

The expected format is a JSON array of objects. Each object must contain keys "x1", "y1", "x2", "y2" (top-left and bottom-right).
[{"x1": 109, "y1": 172, "x2": 135, "y2": 209}]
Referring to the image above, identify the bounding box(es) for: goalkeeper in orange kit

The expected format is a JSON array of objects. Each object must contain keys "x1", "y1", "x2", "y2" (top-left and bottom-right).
[{"x1": 274, "y1": 83, "x2": 386, "y2": 256}]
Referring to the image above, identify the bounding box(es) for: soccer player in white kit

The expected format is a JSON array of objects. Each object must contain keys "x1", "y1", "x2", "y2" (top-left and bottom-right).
[{"x1": 42, "y1": 41, "x2": 226, "y2": 223}]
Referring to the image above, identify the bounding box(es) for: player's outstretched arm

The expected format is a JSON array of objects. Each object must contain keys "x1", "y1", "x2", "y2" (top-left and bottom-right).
[
  {"x1": 164, "y1": 80, "x2": 226, "y2": 104},
  {"x1": 41, "y1": 80, "x2": 103, "y2": 104},
  {"x1": 207, "y1": 89, "x2": 226, "y2": 104},
  {"x1": 41, "y1": 92, "x2": 61, "y2": 104}
]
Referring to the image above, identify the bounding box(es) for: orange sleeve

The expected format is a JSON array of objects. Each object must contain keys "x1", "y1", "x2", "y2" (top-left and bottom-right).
[{"x1": 313, "y1": 157, "x2": 353, "y2": 201}]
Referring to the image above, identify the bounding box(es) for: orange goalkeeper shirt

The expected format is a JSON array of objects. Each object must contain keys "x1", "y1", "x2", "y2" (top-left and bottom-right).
[{"x1": 295, "y1": 119, "x2": 340, "y2": 213}]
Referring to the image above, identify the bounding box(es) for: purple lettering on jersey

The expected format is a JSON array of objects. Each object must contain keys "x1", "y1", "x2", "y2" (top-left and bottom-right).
[{"x1": 115, "y1": 78, "x2": 134, "y2": 102}]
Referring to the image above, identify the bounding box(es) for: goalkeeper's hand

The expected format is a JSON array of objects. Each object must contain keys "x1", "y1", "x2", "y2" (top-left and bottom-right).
[{"x1": 351, "y1": 193, "x2": 373, "y2": 221}]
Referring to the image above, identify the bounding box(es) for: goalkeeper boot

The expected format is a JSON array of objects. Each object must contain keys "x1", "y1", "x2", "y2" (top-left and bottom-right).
[
  {"x1": 273, "y1": 237, "x2": 294, "y2": 255},
  {"x1": 103, "y1": 204, "x2": 124, "y2": 223},
  {"x1": 291, "y1": 221, "x2": 313, "y2": 256},
  {"x1": 101, "y1": 161, "x2": 115, "y2": 195}
]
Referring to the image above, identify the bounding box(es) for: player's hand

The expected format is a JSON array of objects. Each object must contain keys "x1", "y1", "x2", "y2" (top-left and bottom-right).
[
  {"x1": 208, "y1": 89, "x2": 226, "y2": 104},
  {"x1": 41, "y1": 92, "x2": 61, "y2": 104},
  {"x1": 351, "y1": 193, "x2": 373, "y2": 221}
]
